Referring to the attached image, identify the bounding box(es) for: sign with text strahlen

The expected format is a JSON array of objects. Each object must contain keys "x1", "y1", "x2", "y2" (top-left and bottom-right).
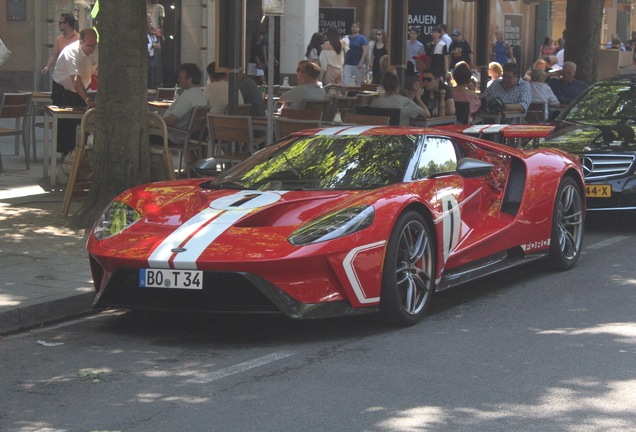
[
  {"x1": 504, "y1": 14, "x2": 523, "y2": 66},
  {"x1": 408, "y1": 0, "x2": 445, "y2": 45},
  {"x1": 319, "y1": 8, "x2": 355, "y2": 36}
]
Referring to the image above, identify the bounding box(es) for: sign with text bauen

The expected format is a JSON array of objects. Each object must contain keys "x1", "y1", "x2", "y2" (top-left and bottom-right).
[
  {"x1": 408, "y1": 0, "x2": 445, "y2": 45},
  {"x1": 319, "y1": 8, "x2": 355, "y2": 36},
  {"x1": 504, "y1": 14, "x2": 523, "y2": 66}
]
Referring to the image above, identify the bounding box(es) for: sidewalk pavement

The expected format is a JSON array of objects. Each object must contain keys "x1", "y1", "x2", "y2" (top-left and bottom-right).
[{"x1": 0, "y1": 127, "x2": 96, "y2": 336}]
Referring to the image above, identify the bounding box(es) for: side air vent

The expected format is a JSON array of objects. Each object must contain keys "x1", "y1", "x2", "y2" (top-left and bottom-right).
[{"x1": 501, "y1": 158, "x2": 526, "y2": 216}]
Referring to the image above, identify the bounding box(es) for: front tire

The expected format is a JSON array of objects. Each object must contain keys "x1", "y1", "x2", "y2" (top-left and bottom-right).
[
  {"x1": 547, "y1": 176, "x2": 584, "y2": 270},
  {"x1": 380, "y1": 211, "x2": 435, "y2": 326}
]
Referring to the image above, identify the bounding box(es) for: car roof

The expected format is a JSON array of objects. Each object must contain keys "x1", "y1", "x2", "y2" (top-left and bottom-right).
[{"x1": 599, "y1": 74, "x2": 636, "y2": 84}]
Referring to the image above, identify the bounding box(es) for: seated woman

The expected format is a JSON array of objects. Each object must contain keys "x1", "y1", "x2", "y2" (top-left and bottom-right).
[
  {"x1": 528, "y1": 68, "x2": 559, "y2": 122},
  {"x1": 371, "y1": 71, "x2": 430, "y2": 125},
  {"x1": 451, "y1": 66, "x2": 481, "y2": 123},
  {"x1": 487, "y1": 61, "x2": 503, "y2": 87}
]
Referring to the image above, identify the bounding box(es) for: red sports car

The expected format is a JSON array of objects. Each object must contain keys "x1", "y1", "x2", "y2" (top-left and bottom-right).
[{"x1": 87, "y1": 126, "x2": 585, "y2": 326}]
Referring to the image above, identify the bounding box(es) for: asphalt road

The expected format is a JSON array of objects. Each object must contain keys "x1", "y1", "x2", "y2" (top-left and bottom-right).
[{"x1": 1, "y1": 213, "x2": 636, "y2": 432}]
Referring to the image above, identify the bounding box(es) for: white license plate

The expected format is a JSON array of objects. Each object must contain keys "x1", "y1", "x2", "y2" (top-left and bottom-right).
[{"x1": 139, "y1": 269, "x2": 203, "y2": 289}]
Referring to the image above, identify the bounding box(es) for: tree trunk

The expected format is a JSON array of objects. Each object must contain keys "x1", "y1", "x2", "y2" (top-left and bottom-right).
[
  {"x1": 564, "y1": 0, "x2": 604, "y2": 84},
  {"x1": 72, "y1": 0, "x2": 151, "y2": 228}
]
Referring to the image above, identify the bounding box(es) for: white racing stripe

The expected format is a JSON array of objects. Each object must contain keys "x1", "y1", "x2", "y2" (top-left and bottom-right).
[
  {"x1": 187, "y1": 351, "x2": 294, "y2": 383},
  {"x1": 172, "y1": 208, "x2": 253, "y2": 269},
  {"x1": 314, "y1": 126, "x2": 356, "y2": 135},
  {"x1": 148, "y1": 191, "x2": 288, "y2": 269},
  {"x1": 330, "y1": 125, "x2": 377, "y2": 135},
  {"x1": 148, "y1": 208, "x2": 224, "y2": 268},
  {"x1": 586, "y1": 235, "x2": 630, "y2": 250},
  {"x1": 481, "y1": 124, "x2": 508, "y2": 134}
]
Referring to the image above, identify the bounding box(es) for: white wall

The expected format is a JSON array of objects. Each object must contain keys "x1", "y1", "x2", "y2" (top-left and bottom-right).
[{"x1": 280, "y1": 0, "x2": 320, "y2": 75}]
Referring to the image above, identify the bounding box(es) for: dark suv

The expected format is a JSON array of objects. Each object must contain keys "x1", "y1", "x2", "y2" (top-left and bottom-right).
[{"x1": 541, "y1": 74, "x2": 636, "y2": 211}]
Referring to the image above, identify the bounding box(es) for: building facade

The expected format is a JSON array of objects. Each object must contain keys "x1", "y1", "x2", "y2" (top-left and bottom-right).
[{"x1": 0, "y1": 0, "x2": 632, "y2": 92}]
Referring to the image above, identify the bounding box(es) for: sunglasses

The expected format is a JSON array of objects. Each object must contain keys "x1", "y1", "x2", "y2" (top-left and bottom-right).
[
  {"x1": 296, "y1": 68, "x2": 303, "y2": 72},
  {"x1": 376, "y1": 33, "x2": 382, "y2": 35},
  {"x1": 84, "y1": 43, "x2": 98, "y2": 48},
  {"x1": 421, "y1": 77, "x2": 434, "y2": 82},
  {"x1": 59, "y1": 21, "x2": 67, "y2": 24}
]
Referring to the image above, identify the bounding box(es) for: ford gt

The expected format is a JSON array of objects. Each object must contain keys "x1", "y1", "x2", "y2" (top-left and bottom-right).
[{"x1": 87, "y1": 126, "x2": 585, "y2": 326}]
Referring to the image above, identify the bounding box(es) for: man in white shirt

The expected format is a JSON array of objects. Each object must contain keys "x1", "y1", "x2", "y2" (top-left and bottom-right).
[
  {"x1": 204, "y1": 62, "x2": 243, "y2": 114},
  {"x1": 51, "y1": 28, "x2": 98, "y2": 154}
]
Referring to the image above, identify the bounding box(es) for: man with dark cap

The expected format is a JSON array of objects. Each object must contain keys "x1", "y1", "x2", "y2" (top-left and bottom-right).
[{"x1": 449, "y1": 29, "x2": 473, "y2": 71}]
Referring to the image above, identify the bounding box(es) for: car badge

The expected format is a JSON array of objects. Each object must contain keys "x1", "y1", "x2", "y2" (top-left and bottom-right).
[
  {"x1": 171, "y1": 247, "x2": 187, "y2": 253},
  {"x1": 581, "y1": 157, "x2": 594, "y2": 177}
]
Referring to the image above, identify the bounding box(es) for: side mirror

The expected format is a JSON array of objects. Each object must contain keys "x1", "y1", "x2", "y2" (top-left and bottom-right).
[
  {"x1": 456, "y1": 157, "x2": 494, "y2": 178},
  {"x1": 192, "y1": 158, "x2": 220, "y2": 177}
]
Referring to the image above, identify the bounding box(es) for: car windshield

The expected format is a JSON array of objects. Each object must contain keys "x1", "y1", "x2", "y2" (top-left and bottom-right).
[
  {"x1": 203, "y1": 134, "x2": 419, "y2": 191},
  {"x1": 563, "y1": 83, "x2": 636, "y2": 124}
]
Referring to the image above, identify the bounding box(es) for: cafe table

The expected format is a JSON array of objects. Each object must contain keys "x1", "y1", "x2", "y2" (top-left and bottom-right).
[
  {"x1": 43, "y1": 105, "x2": 87, "y2": 186},
  {"x1": 472, "y1": 110, "x2": 525, "y2": 125},
  {"x1": 409, "y1": 115, "x2": 457, "y2": 127},
  {"x1": 147, "y1": 100, "x2": 172, "y2": 116}
]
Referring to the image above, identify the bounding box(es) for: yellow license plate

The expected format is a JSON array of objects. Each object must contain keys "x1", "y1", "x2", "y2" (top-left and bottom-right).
[{"x1": 586, "y1": 185, "x2": 611, "y2": 197}]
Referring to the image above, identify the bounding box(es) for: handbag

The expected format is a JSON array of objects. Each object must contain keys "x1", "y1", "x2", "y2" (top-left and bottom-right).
[{"x1": 0, "y1": 38, "x2": 12, "y2": 68}]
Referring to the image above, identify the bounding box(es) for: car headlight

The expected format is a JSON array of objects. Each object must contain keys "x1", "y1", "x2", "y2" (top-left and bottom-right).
[
  {"x1": 288, "y1": 205, "x2": 374, "y2": 246},
  {"x1": 93, "y1": 201, "x2": 141, "y2": 240}
]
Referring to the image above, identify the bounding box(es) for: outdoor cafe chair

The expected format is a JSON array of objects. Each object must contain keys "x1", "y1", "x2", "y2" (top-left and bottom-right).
[
  {"x1": 225, "y1": 103, "x2": 252, "y2": 116},
  {"x1": 158, "y1": 105, "x2": 209, "y2": 178},
  {"x1": 0, "y1": 92, "x2": 32, "y2": 172},
  {"x1": 355, "y1": 93, "x2": 376, "y2": 109},
  {"x1": 525, "y1": 102, "x2": 547, "y2": 124},
  {"x1": 207, "y1": 113, "x2": 265, "y2": 171},
  {"x1": 355, "y1": 106, "x2": 401, "y2": 126},
  {"x1": 343, "y1": 112, "x2": 390, "y2": 126},
  {"x1": 275, "y1": 117, "x2": 322, "y2": 141},
  {"x1": 62, "y1": 108, "x2": 96, "y2": 216},
  {"x1": 147, "y1": 111, "x2": 176, "y2": 181},
  {"x1": 279, "y1": 108, "x2": 322, "y2": 123},
  {"x1": 329, "y1": 96, "x2": 357, "y2": 121},
  {"x1": 63, "y1": 110, "x2": 175, "y2": 216},
  {"x1": 301, "y1": 98, "x2": 332, "y2": 120}
]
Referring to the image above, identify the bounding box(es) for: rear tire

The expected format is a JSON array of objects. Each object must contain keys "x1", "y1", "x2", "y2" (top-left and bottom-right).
[
  {"x1": 380, "y1": 211, "x2": 435, "y2": 326},
  {"x1": 547, "y1": 176, "x2": 584, "y2": 270}
]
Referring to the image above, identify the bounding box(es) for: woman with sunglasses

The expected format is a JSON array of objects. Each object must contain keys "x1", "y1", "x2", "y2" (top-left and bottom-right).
[
  {"x1": 368, "y1": 29, "x2": 388, "y2": 84},
  {"x1": 420, "y1": 68, "x2": 456, "y2": 117}
]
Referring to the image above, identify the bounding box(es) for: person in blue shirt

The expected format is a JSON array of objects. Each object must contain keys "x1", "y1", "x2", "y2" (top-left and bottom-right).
[
  {"x1": 343, "y1": 21, "x2": 368, "y2": 86},
  {"x1": 547, "y1": 61, "x2": 587, "y2": 105}
]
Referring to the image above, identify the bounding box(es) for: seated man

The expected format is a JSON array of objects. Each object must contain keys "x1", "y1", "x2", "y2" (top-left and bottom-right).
[
  {"x1": 547, "y1": 61, "x2": 587, "y2": 105},
  {"x1": 280, "y1": 61, "x2": 326, "y2": 109},
  {"x1": 204, "y1": 61, "x2": 243, "y2": 114},
  {"x1": 420, "y1": 68, "x2": 455, "y2": 117},
  {"x1": 371, "y1": 71, "x2": 429, "y2": 126},
  {"x1": 481, "y1": 62, "x2": 531, "y2": 115},
  {"x1": 161, "y1": 63, "x2": 207, "y2": 162}
]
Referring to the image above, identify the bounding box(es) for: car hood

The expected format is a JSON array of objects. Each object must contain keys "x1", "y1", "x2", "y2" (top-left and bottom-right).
[
  {"x1": 92, "y1": 182, "x2": 409, "y2": 264},
  {"x1": 541, "y1": 120, "x2": 636, "y2": 154}
]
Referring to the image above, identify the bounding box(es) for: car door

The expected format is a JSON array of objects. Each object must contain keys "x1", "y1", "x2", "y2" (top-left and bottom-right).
[{"x1": 413, "y1": 135, "x2": 502, "y2": 268}]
